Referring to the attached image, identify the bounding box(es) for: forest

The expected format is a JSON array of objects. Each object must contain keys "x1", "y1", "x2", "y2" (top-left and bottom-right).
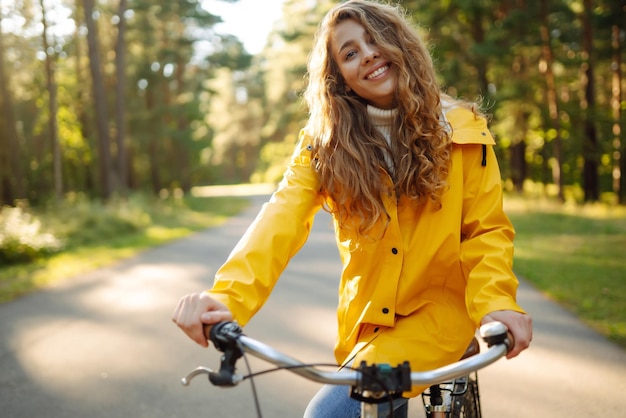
[{"x1": 0, "y1": 0, "x2": 624, "y2": 206}]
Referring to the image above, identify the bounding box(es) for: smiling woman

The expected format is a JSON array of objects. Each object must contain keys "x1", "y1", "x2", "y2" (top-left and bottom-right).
[
  {"x1": 202, "y1": 0, "x2": 287, "y2": 54},
  {"x1": 173, "y1": 1, "x2": 532, "y2": 417}
]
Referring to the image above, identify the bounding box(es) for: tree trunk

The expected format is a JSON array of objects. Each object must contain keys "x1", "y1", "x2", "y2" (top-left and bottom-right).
[
  {"x1": 175, "y1": 61, "x2": 192, "y2": 192},
  {"x1": 468, "y1": 5, "x2": 490, "y2": 98},
  {"x1": 510, "y1": 108, "x2": 529, "y2": 193},
  {"x1": 610, "y1": 9, "x2": 623, "y2": 203},
  {"x1": 83, "y1": 0, "x2": 114, "y2": 200},
  {"x1": 73, "y1": 0, "x2": 95, "y2": 195},
  {"x1": 172, "y1": 15, "x2": 192, "y2": 193},
  {"x1": 581, "y1": 0, "x2": 599, "y2": 202},
  {"x1": 539, "y1": 0, "x2": 563, "y2": 201},
  {"x1": 0, "y1": 15, "x2": 25, "y2": 204},
  {"x1": 145, "y1": 88, "x2": 161, "y2": 194},
  {"x1": 114, "y1": 0, "x2": 128, "y2": 196},
  {"x1": 40, "y1": 0, "x2": 63, "y2": 200}
]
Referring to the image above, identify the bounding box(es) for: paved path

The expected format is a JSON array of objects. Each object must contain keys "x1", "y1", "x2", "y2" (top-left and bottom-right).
[{"x1": 1, "y1": 189, "x2": 625, "y2": 417}]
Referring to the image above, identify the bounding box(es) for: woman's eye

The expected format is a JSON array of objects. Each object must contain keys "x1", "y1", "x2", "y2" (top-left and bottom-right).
[{"x1": 345, "y1": 50, "x2": 356, "y2": 60}]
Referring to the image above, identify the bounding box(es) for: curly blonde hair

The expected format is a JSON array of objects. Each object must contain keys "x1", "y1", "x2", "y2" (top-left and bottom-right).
[{"x1": 304, "y1": 0, "x2": 457, "y2": 234}]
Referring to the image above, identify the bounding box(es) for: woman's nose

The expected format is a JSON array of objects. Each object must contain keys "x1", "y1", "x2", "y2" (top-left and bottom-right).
[{"x1": 362, "y1": 45, "x2": 379, "y2": 63}]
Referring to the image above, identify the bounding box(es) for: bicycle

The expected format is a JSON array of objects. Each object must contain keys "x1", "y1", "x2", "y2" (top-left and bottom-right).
[{"x1": 181, "y1": 320, "x2": 512, "y2": 418}]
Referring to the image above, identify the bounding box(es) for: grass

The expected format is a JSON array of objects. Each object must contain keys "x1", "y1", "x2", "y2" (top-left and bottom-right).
[
  {"x1": 0, "y1": 193, "x2": 249, "y2": 303},
  {"x1": 504, "y1": 195, "x2": 626, "y2": 349}
]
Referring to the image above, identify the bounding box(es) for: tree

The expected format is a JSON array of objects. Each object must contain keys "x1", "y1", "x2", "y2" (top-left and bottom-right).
[
  {"x1": 114, "y1": 0, "x2": 128, "y2": 195},
  {"x1": 250, "y1": 0, "x2": 332, "y2": 182},
  {"x1": 40, "y1": 0, "x2": 63, "y2": 200},
  {"x1": 125, "y1": 0, "x2": 235, "y2": 192},
  {"x1": 82, "y1": 0, "x2": 113, "y2": 200},
  {"x1": 0, "y1": 10, "x2": 25, "y2": 204},
  {"x1": 580, "y1": 0, "x2": 599, "y2": 202},
  {"x1": 608, "y1": 0, "x2": 625, "y2": 202},
  {"x1": 539, "y1": 0, "x2": 563, "y2": 201},
  {"x1": 0, "y1": 0, "x2": 623, "y2": 206}
]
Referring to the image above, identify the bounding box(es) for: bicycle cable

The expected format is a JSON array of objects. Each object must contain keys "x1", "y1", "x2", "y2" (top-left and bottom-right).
[
  {"x1": 236, "y1": 338, "x2": 264, "y2": 418},
  {"x1": 240, "y1": 362, "x2": 344, "y2": 380},
  {"x1": 235, "y1": 345, "x2": 399, "y2": 418}
]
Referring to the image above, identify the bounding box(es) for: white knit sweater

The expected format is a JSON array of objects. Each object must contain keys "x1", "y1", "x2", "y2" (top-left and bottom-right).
[{"x1": 367, "y1": 105, "x2": 397, "y2": 171}]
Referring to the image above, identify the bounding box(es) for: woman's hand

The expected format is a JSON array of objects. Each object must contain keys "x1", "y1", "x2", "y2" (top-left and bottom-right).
[
  {"x1": 481, "y1": 310, "x2": 532, "y2": 359},
  {"x1": 171, "y1": 292, "x2": 233, "y2": 347}
]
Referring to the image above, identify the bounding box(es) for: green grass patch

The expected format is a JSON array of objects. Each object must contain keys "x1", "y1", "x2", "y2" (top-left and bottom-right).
[
  {"x1": 505, "y1": 196, "x2": 626, "y2": 350},
  {"x1": 0, "y1": 193, "x2": 248, "y2": 303}
]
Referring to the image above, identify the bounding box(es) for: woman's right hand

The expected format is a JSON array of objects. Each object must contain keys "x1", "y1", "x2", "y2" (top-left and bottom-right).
[{"x1": 171, "y1": 292, "x2": 234, "y2": 347}]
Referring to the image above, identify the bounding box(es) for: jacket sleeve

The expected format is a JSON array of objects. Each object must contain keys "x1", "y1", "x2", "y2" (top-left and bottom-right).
[
  {"x1": 206, "y1": 130, "x2": 324, "y2": 326},
  {"x1": 452, "y1": 111, "x2": 526, "y2": 326}
]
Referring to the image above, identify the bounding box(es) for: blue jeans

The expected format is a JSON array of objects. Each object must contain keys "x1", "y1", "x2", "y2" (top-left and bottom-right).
[{"x1": 303, "y1": 384, "x2": 409, "y2": 418}]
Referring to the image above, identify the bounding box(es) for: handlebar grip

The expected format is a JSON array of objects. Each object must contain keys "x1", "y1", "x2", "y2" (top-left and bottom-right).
[
  {"x1": 205, "y1": 321, "x2": 244, "y2": 352},
  {"x1": 479, "y1": 321, "x2": 514, "y2": 352}
]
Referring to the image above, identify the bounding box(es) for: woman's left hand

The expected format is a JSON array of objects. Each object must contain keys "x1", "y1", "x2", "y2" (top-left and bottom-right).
[{"x1": 481, "y1": 310, "x2": 532, "y2": 359}]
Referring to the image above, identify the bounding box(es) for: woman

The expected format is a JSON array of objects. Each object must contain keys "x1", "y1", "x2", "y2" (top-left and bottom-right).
[{"x1": 172, "y1": 1, "x2": 532, "y2": 416}]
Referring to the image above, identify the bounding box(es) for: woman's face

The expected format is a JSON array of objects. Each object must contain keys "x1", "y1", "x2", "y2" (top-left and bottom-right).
[{"x1": 330, "y1": 19, "x2": 397, "y2": 109}]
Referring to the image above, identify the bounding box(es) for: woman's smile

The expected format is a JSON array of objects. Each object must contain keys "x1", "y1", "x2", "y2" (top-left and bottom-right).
[{"x1": 366, "y1": 64, "x2": 390, "y2": 80}]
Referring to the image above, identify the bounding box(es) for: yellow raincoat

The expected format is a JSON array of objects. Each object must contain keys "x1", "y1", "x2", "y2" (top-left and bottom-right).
[{"x1": 206, "y1": 107, "x2": 525, "y2": 396}]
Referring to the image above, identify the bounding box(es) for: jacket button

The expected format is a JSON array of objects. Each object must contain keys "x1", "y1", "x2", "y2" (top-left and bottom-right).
[
  {"x1": 382, "y1": 308, "x2": 389, "y2": 314},
  {"x1": 374, "y1": 327, "x2": 379, "y2": 333},
  {"x1": 391, "y1": 248, "x2": 398, "y2": 254}
]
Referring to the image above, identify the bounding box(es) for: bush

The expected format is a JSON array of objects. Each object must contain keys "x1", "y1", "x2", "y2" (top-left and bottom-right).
[
  {"x1": 0, "y1": 205, "x2": 63, "y2": 265},
  {"x1": 44, "y1": 193, "x2": 153, "y2": 247}
]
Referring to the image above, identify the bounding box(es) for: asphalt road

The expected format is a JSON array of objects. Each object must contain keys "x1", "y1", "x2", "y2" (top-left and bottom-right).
[{"x1": 1, "y1": 188, "x2": 625, "y2": 417}]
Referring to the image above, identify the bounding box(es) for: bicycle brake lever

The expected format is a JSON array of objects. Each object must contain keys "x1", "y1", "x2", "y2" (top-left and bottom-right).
[
  {"x1": 181, "y1": 366, "x2": 244, "y2": 387},
  {"x1": 181, "y1": 367, "x2": 213, "y2": 386},
  {"x1": 183, "y1": 322, "x2": 245, "y2": 388}
]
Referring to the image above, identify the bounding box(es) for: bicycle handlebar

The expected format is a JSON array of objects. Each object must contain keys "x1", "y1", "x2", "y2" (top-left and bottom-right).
[{"x1": 182, "y1": 320, "x2": 511, "y2": 401}]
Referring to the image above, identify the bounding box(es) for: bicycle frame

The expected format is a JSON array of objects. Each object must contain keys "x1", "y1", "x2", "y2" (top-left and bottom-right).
[{"x1": 182, "y1": 321, "x2": 510, "y2": 418}]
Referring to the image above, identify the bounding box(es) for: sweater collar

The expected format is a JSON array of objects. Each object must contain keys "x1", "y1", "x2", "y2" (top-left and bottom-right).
[{"x1": 367, "y1": 105, "x2": 397, "y2": 127}]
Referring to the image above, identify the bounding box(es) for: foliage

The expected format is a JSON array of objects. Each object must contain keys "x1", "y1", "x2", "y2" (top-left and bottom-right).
[
  {"x1": 0, "y1": 204, "x2": 63, "y2": 264},
  {"x1": 44, "y1": 193, "x2": 152, "y2": 247},
  {"x1": 505, "y1": 193, "x2": 626, "y2": 349},
  {"x1": 252, "y1": 138, "x2": 297, "y2": 184},
  {"x1": 0, "y1": 0, "x2": 624, "y2": 205},
  {"x1": 403, "y1": 0, "x2": 625, "y2": 202}
]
